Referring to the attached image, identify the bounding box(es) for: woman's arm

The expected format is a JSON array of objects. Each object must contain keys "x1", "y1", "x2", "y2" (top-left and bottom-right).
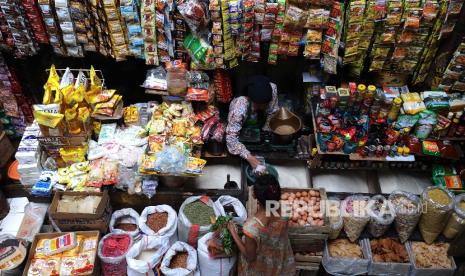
[{"x1": 227, "y1": 221, "x2": 257, "y2": 262}]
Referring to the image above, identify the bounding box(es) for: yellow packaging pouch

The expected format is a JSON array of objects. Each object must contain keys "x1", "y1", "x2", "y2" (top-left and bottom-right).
[
  {"x1": 90, "y1": 65, "x2": 102, "y2": 89},
  {"x1": 59, "y1": 146, "x2": 87, "y2": 164},
  {"x1": 33, "y1": 104, "x2": 64, "y2": 128},
  {"x1": 94, "y1": 94, "x2": 122, "y2": 110},
  {"x1": 78, "y1": 107, "x2": 90, "y2": 123},
  {"x1": 43, "y1": 65, "x2": 61, "y2": 104},
  {"x1": 86, "y1": 89, "x2": 115, "y2": 105},
  {"x1": 92, "y1": 121, "x2": 102, "y2": 136},
  {"x1": 65, "y1": 104, "x2": 78, "y2": 121},
  {"x1": 57, "y1": 167, "x2": 71, "y2": 184},
  {"x1": 124, "y1": 106, "x2": 139, "y2": 124}
]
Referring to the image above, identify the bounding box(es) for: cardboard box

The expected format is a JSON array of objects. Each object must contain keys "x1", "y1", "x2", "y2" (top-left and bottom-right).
[
  {"x1": 0, "y1": 131, "x2": 15, "y2": 167},
  {"x1": 49, "y1": 191, "x2": 111, "y2": 233},
  {"x1": 22, "y1": 231, "x2": 100, "y2": 276}
]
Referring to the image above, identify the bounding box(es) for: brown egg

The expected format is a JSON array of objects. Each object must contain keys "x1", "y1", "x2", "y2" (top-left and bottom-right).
[
  {"x1": 281, "y1": 193, "x2": 289, "y2": 200},
  {"x1": 298, "y1": 219, "x2": 306, "y2": 226},
  {"x1": 296, "y1": 192, "x2": 302, "y2": 197},
  {"x1": 306, "y1": 216, "x2": 313, "y2": 223},
  {"x1": 302, "y1": 191, "x2": 308, "y2": 197},
  {"x1": 292, "y1": 213, "x2": 299, "y2": 221},
  {"x1": 314, "y1": 191, "x2": 320, "y2": 197}
]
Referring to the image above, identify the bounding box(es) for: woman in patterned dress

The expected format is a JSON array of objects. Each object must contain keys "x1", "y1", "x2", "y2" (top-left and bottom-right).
[{"x1": 228, "y1": 175, "x2": 296, "y2": 276}]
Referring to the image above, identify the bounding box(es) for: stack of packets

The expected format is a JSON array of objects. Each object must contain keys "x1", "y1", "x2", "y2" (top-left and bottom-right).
[
  {"x1": 31, "y1": 171, "x2": 56, "y2": 197},
  {"x1": 55, "y1": 161, "x2": 110, "y2": 192},
  {"x1": 139, "y1": 101, "x2": 206, "y2": 176},
  {"x1": 432, "y1": 164, "x2": 464, "y2": 194},
  {"x1": 186, "y1": 71, "x2": 210, "y2": 101},
  {"x1": 88, "y1": 89, "x2": 122, "y2": 117},
  {"x1": 27, "y1": 232, "x2": 98, "y2": 276},
  {"x1": 15, "y1": 123, "x2": 41, "y2": 186},
  {"x1": 102, "y1": 0, "x2": 129, "y2": 61}
]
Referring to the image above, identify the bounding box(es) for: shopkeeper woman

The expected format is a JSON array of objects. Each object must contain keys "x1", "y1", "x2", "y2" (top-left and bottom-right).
[{"x1": 226, "y1": 75, "x2": 279, "y2": 169}]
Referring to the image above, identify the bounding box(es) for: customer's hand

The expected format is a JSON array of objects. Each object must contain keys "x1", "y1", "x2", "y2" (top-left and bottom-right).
[{"x1": 227, "y1": 221, "x2": 237, "y2": 234}]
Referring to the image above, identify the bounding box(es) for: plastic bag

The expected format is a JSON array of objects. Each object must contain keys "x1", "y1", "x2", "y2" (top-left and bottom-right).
[
  {"x1": 98, "y1": 233, "x2": 133, "y2": 276},
  {"x1": 139, "y1": 205, "x2": 178, "y2": 243},
  {"x1": 178, "y1": 196, "x2": 221, "y2": 247},
  {"x1": 367, "y1": 195, "x2": 394, "y2": 238},
  {"x1": 160, "y1": 241, "x2": 199, "y2": 276},
  {"x1": 142, "y1": 67, "x2": 167, "y2": 90},
  {"x1": 389, "y1": 191, "x2": 421, "y2": 243},
  {"x1": 322, "y1": 239, "x2": 369, "y2": 275},
  {"x1": 327, "y1": 198, "x2": 343, "y2": 239},
  {"x1": 342, "y1": 195, "x2": 370, "y2": 242},
  {"x1": 442, "y1": 194, "x2": 465, "y2": 239},
  {"x1": 126, "y1": 235, "x2": 170, "y2": 276},
  {"x1": 419, "y1": 186, "x2": 454, "y2": 244},
  {"x1": 197, "y1": 232, "x2": 236, "y2": 276},
  {"x1": 215, "y1": 196, "x2": 247, "y2": 225},
  {"x1": 110, "y1": 208, "x2": 141, "y2": 240},
  {"x1": 155, "y1": 146, "x2": 187, "y2": 174}
]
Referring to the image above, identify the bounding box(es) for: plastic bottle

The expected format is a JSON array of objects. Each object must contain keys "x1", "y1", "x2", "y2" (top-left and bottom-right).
[
  {"x1": 447, "y1": 112, "x2": 461, "y2": 137},
  {"x1": 387, "y1": 97, "x2": 402, "y2": 122}
]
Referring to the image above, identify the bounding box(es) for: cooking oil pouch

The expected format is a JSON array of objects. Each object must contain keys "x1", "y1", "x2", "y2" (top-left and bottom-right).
[
  {"x1": 43, "y1": 64, "x2": 61, "y2": 104},
  {"x1": 65, "y1": 104, "x2": 79, "y2": 121},
  {"x1": 90, "y1": 65, "x2": 102, "y2": 90},
  {"x1": 33, "y1": 105, "x2": 64, "y2": 128},
  {"x1": 422, "y1": 140, "x2": 440, "y2": 156},
  {"x1": 59, "y1": 68, "x2": 74, "y2": 89},
  {"x1": 69, "y1": 161, "x2": 90, "y2": 176},
  {"x1": 78, "y1": 107, "x2": 90, "y2": 123},
  {"x1": 59, "y1": 146, "x2": 87, "y2": 164},
  {"x1": 432, "y1": 164, "x2": 456, "y2": 178}
]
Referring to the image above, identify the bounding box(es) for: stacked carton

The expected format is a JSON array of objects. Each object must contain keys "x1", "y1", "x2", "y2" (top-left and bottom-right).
[{"x1": 15, "y1": 122, "x2": 41, "y2": 185}]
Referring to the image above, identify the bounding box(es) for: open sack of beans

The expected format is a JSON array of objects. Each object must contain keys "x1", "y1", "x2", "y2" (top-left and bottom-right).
[
  {"x1": 110, "y1": 208, "x2": 141, "y2": 239},
  {"x1": 126, "y1": 235, "x2": 170, "y2": 276},
  {"x1": 178, "y1": 196, "x2": 221, "y2": 247},
  {"x1": 215, "y1": 195, "x2": 247, "y2": 225},
  {"x1": 160, "y1": 241, "x2": 199, "y2": 276},
  {"x1": 198, "y1": 232, "x2": 236, "y2": 276},
  {"x1": 139, "y1": 205, "x2": 178, "y2": 243}
]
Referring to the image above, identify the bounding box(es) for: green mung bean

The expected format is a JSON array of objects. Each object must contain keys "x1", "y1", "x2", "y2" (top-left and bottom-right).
[{"x1": 184, "y1": 201, "x2": 215, "y2": 226}]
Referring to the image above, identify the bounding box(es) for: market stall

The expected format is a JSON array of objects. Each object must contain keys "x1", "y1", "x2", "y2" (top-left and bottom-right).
[{"x1": 0, "y1": 0, "x2": 465, "y2": 275}]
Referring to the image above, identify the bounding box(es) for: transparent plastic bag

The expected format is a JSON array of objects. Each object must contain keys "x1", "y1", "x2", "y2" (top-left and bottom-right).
[
  {"x1": 442, "y1": 194, "x2": 465, "y2": 239},
  {"x1": 327, "y1": 197, "x2": 343, "y2": 239},
  {"x1": 322, "y1": 239, "x2": 370, "y2": 275},
  {"x1": 389, "y1": 190, "x2": 421, "y2": 243},
  {"x1": 367, "y1": 195, "x2": 394, "y2": 238},
  {"x1": 154, "y1": 146, "x2": 187, "y2": 174},
  {"x1": 342, "y1": 195, "x2": 370, "y2": 242},
  {"x1": 419, "y1": 186, "x2": 454, "y2": 244},
  {"x1": 142, "y1": 67, "x2": 167, "y2": 90}
]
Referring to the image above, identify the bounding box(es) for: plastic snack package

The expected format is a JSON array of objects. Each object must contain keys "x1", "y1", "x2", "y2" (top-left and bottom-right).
[
  {"x1": 177, "y1": 0, "x2": 209, "y2": 33},
  {"x1": 342, "y1": 195, "x2": 370, "y2": 242},
  {"x1": 283, "y1": 5, "x2": 306, "y2": 31},
  {"x1": 86, "y1": 159, "x2": 105, "y2": 187},
  {"x1": 419, "y1": 186, "x2": 454, "y2": 244}
]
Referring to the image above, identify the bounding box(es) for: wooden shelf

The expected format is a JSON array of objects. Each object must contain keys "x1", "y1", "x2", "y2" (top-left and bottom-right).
[{"x1": 349, "y1": 153, "x2": 415, "y2": 162}]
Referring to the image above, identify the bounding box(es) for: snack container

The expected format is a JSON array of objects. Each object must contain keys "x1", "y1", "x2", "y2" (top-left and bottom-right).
[
  {"x1": 406, "y1": 241, "x2": 456, "y2": 276},
  {"x1": 322, "y1": 239, "x2": 369, "y2": 275},
  {"x1": 363, "y1": 239, "x2": 411, "y2": 276}
]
